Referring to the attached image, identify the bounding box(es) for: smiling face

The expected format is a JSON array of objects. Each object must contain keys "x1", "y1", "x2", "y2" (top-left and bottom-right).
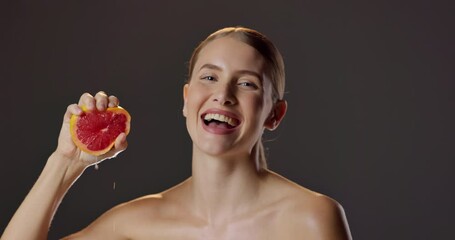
[{"x1": 183, "y1": 36, "x2": 275, "y2": 158}]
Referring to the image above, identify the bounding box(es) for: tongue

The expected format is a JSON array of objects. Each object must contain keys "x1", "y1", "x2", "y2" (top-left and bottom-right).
[{"x1": 208, "y1": 121, "x2": 231, "y2": 129}]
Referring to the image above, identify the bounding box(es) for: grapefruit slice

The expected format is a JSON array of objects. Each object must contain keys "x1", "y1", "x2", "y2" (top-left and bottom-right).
[{"x1": 70, "y1": 106, "x2": 131, "y2": 156}]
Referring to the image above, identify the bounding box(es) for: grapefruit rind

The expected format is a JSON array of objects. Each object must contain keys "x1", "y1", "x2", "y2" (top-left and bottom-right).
[{"x1": 69, "y1": 106, "x2": 131, "y2": 156}]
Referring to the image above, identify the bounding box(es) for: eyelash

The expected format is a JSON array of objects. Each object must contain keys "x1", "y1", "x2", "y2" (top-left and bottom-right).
[
  {"x1": 201, "y1": 75, "x2": 259, "y2": 89},
  {"x1": 238, "y1": 81, "x2": 258, "y2": 89},
  {"x1": 202, "y1": 76, "x2": 215, "y2": 81}
]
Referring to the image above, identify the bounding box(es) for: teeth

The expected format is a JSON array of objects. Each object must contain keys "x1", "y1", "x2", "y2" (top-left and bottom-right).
[{"x1": 204, "y1": 113, "x2": 238, "y2": 126}]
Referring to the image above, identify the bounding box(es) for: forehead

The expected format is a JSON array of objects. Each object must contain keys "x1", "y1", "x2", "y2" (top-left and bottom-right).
[{"x1": 195, "y1": 36, "x2": 266, "y2": 73}]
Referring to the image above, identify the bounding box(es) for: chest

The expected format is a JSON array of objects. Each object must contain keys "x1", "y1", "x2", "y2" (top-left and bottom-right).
[{"x1": 127, "y1": 210, "x2": 287, "y2": 240}]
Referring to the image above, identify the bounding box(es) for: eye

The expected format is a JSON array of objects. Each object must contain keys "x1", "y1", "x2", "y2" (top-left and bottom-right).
[
  {"x1": 238, "y1": 81, "x2": 259, "y2": 89},
  {"x1": 201, "y1": 75, "x2": 216, "y2": 81}
]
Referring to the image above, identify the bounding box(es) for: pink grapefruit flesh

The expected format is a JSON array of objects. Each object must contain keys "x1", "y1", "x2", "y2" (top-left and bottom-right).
[{"x1": 70, "y1": 107, "x2": 131, "y2": 156}]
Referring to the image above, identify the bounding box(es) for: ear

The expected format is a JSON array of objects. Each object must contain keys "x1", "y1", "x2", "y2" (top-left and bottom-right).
[
  {"x1": 264, "y1": 100, "x2": 287, "y2": 131},
  {"x1": 182, "y1": 84, "x2": 189, "y2": 117}
]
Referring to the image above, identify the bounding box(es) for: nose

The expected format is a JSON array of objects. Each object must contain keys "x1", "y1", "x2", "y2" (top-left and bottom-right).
[{"x1": 213, "y1": 82, "x2": 236, "y2": 106}]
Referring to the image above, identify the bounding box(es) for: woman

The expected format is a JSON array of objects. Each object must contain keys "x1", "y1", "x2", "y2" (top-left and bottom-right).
[{"x1": 1, "y1": 27, "x2": 352, "y2": 239}]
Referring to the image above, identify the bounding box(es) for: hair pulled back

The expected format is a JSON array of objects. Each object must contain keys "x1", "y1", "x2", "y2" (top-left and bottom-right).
[{"x1": 187, "y1": 26, "x2": 285, "y2": 170}]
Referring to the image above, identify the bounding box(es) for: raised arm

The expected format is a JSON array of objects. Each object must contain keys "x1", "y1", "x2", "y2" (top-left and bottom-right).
[{"x1": 1, "y1": 91, "x2": 128, "y2": 240}]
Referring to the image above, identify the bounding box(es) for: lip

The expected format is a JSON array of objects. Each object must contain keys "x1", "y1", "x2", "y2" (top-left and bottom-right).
[{"x1": 200, "y1": 108, "x2": 241, "y2": 135}]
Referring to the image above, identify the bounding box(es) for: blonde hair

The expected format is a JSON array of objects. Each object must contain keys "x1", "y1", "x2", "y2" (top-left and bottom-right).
[{"x1": 187, "y1": 26, "x2": 285, "y2": 171}]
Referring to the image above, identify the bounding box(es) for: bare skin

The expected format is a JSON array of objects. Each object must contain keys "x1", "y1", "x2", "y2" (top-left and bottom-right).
[
  {"x1": 64, "y1": 172, "x2": 351, "y2": 240},
  {"x1": 1, "y1": 36, "x2": 352, "y2": 240}
]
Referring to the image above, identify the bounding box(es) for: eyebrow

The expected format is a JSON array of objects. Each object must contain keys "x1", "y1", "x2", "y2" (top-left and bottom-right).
[
  {"x1": 199, "y1": 63, "x2": 222, "y2": 71},
  {"x1": 199, "y1": 63, "x2": 263, "y2": 82}
]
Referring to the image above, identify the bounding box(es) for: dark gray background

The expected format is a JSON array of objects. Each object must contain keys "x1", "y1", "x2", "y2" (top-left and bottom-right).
[{"x1": 1, "y1": 0, "x2": 453, "y2": 239}]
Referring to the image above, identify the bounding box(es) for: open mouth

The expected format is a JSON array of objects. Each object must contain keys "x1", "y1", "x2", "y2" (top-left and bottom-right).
[{"x1": 202, "y1": 113, "x2": 240, "y2": 129}]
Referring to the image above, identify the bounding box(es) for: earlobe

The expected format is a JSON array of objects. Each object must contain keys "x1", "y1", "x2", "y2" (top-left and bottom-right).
[
  {"x1": 182, "y1": 84, "x2": 189, "y2": 117},
  {"x1": 265, "y1": 100, "x2": 287, "y2": 131}
]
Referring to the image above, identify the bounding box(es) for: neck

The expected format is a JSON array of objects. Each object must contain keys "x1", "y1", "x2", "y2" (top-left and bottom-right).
[{"x1": 188, "y1": 149, "x2": 264, "y2": 224}]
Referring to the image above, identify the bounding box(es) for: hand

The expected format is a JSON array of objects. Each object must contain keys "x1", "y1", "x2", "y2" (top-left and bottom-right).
[{"x1": 54, "y1": 91, "x2": 128, "y2": 168}]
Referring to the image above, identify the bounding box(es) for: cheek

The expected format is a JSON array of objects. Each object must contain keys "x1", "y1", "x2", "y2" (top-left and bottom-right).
[
  {"x1": 253, "y1": 97, "x2": 266, "y2": 114},
  {"x1": 186, "y1": 86, "x2": 207, "y2": 115},
  {"x1": 260, "y1": 83, "x2": 274, "y2": 118},
  {"x1": 249, "y1": 94, "x2": 273, "y2": 124},
  {"x1": 241, "y1": 94, "x2": 267, "y2": 119}
]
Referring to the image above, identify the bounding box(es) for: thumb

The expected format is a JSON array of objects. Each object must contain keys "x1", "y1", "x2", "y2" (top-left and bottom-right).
[
  {"x1": 114, "y1": 132, "x2": 128, "y2": 152},
  {"x1": 99, "y1": 133, "x2": 128, "y2": 161}
]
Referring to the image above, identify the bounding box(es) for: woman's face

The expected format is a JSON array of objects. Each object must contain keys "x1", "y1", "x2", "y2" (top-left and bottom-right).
[{"x1": 183, "y1": 36, "x2": 275, "y2": 158}]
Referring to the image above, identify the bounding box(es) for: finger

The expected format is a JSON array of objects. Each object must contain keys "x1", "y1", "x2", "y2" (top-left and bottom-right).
[
  {"x1": 94, "y1": 91, "x2": 109, "y2": 111},
  {"x1": 114, "y1": 132, "x2": 128, "y2": 152},
  {"x1": 63, "y1": 104, "x2": 82, "y2": 123},
  {"x1": 108, "y1": 95, "x2": 120, "y2": 108},
  {"x1": 78, "y1": 92, "x2": 95, "y2": 111},
  {"x1": 111, "y1": 133, "x2": 128, "y2": 158}
]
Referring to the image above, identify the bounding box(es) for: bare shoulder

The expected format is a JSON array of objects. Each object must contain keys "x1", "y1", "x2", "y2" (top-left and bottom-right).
[
  {"x1": 61, "y1": 194, "x2": 166, "y2": 239},
  {"x1": 265, "y1": 171, "x2": 352, "y2": 240},
  {"x1": 62, "y1": 179, "x2": 194, "y2": 239}
]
